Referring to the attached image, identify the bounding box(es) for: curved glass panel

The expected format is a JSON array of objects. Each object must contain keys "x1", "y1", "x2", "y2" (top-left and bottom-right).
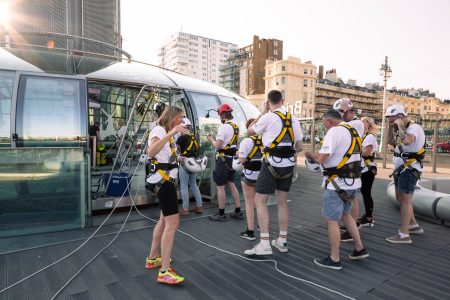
[
  {"x1": 218, "y1": 96, "x2": 247, "y2": 141},
  {"x1": 236, "y1": 99, "x2": 261, "y2": 120},
  {"x1": 16, "y1": 75, "x2": 87, "y2": 147},
  {"x1": 0, "y1": 70, "x2": 15, "y2": 147}
]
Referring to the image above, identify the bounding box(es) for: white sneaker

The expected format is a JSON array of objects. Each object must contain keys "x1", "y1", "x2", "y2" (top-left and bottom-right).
[
  {"x1": 271, "y1": 239, "x2": 288, "y2": 253},
  {"x1": 244, "y1": 242, "x2": 272, "y2": 256}
]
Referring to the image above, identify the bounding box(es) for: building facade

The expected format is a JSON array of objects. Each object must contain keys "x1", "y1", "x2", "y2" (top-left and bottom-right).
[
  {"x1": 157, "y1": 32, "x2": 237, "y2": 84},
  {"x1": 219, "y1": 35, "x2": 283, "y2": 96},
  {"x1": 264, "y1": 56, "x2": 317, "y2": 119},
  {"x1": 2, "y1": 0, "x2": 122, "y2": 56}
]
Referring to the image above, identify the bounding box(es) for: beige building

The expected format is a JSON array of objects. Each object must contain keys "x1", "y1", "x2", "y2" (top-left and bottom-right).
[{"x1": 264, "y1": 56, "x2": 317, "y2": 119}]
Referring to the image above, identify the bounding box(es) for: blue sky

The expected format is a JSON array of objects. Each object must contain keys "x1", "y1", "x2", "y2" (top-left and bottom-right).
[{"x1": 122, "y1": 0, "x2": 450, "y2": 99}]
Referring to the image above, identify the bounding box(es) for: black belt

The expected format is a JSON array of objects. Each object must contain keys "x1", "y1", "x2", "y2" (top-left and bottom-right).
[
  {"x1": 264, "y1": 146, "x2": 295, "y2": 158},
  {"x1": 243, "y1": 160, "x2": 262, "y2": 171},
  {"x1": 323, "y1": 161, "x2": 362, "y2": 179},
  {"x1": 394, "y1": 152, "x2": 424, "y2": 160}
]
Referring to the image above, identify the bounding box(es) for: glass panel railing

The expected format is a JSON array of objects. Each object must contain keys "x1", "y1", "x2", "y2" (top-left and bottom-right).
[{"x1": 0, "y1": 148, "x2": 88, "y2": 237}]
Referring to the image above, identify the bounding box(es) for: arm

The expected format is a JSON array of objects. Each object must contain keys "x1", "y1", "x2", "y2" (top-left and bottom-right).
[
  {"x1": 147, "y1": 124, "x2": 187, "y2": 157},
  {"x1": 294, "y1": 140, "x2": 303, "y2": 153},
  {"x1": 206, "y1": 134, "x2": 224, "y2": 149},
  {"x1": 362, "y1": 145, "x2": 373, "y2": 157},
  {"x1": 247, "y1": 101, "x2": 269, "y2": 136},
  {"x1": 394, "y1": 119, "x2": 416, "y2": 145},
  {"x1": 305, "y1": 151, "x2": 329, "y2": 164}
]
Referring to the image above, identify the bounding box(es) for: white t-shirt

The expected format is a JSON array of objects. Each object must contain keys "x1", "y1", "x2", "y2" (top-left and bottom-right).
[
  {"x1": 320, "y1": 122, "x2": 362, "y2": 190},
  {"x1": 238, "y1": 137, "x2": 261, "y2": 181},
  {"x1": 252, "y1": 107, "x2": 303, "y2": 167},
  {"x1": 362, "y1": 133, "x2": 378, "y2": 173},
  {"x1": 346, "y1": 120, "x2": 364, "y2": 138},
  {"x1": 146, "y1": 126, "x2": 178, "y2": 184},
  {"x1": 216, "y1": 118, "x2": 239, "y2": 152},
  {"x1": 393, "y1": 123, "x2": 425, "y2": 172}
]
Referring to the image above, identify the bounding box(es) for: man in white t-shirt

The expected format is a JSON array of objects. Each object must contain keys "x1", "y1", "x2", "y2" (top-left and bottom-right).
[
  {"x1": 385, "y1": 104, "x2": 425, "y2": 244},
  {"x1": 305, "y1": 109, "x2": 369, "y2": 270},
  {"x1": 207, "y1": 103, "x2": 242, "y2": 221},
  {"x1": 244, "y1": 90, "x2": 303, "y2": 256}
]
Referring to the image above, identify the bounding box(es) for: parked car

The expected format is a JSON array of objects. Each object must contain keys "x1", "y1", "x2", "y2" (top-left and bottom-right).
[{"x1": 436, "y1": 140, "x2": 450, "y2": 152}]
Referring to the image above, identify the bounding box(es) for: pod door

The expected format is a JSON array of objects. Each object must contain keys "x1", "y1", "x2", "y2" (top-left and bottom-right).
[{"x1": 0, "y1": 73, "x2": 89, "y2": 237}]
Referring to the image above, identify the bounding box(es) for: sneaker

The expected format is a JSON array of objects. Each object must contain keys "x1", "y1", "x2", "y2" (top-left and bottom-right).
[
  {"x1": 349, "y1": 248, "x2": 369, "y2": 260},
  {"x1": 358, "y1": 215, "x2": 374, "y2": 227},
  {"x1": 386, "y1": 233, "x2": 412, "y2": 244},
  {"x1": 157, "y1": 267, "x2": 184, "y2": 285},
  {"x1": 409, "y1": 225, "x2": 424, "y2": 235},
  {"x1": 230, "y1": 211, "x2": 244, "y2": 220},
  {"x1": 341, "y1": 231, "x2": 354, "y2": 242},
  {"x1": 271, "y1": 239, "x2": 288, "y2": 253},
  {"x1": 240, "y1": 230, "x2": 256, "y2": 241},
  {"x1": 145, "y1": 256, "x2": 162, "y2": 269},
  {"x1": 256, "y1": 225, "x2": 260, "y2": 231},
  {"x1": 180, "y1": 208, "x2": 190, "y2": 216},
  {"x1": 194, "y1": 206, "x2": 204, "y2": 214},
  {"x1": 209, "y1": 213, "x2": 227, "y2": 221},
  {"x1": 244, "y1": 242, "x2": 273, "y2": 256},
  {"x1": 314, "y1": 256, "x2": 342, "y2": 270}
]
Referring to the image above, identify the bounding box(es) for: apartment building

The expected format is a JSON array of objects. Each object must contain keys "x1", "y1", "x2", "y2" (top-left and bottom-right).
[{"x1": 158, "y1": 32, "x2": 237, "y2": 84}]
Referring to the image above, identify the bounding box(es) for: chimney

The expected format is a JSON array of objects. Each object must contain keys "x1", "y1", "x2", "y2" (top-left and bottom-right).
[{"x1": 318, "y1": 65, "x2": 324, "y2": 80}]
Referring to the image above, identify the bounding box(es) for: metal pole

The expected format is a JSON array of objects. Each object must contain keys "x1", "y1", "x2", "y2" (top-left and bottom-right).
[
  {"x1": 432, "y1": 120, "x2": 438, "y2": 173},
  {"x1": 381, "y1": 77, "x2": 388, "y2": 168}
]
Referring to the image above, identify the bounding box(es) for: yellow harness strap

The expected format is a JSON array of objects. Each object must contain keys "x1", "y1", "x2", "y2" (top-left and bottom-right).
[
  {"x1": 182, "y1": 133, "x2": 199, "y2": 156},
  {"x1": 263, "y1": 111, "x2": 295, "y2": 158},
  {"x1": 218, "y1": 121, "x2": 239, "y2": 158},
  {"x1": 246, "y1": 135, "x2": 263, "y2": 162},
  {"x1": 155, "y1": 136, "x2": 177, "y2": 182}
]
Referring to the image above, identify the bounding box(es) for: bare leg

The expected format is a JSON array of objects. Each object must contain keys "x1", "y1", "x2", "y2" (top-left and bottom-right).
[
  {"x1": 160, "y1": 213, "x2": 180, "y2": 270},
  {"x1": 327, "y1": 220, "x2": 341, "y2": 262},
  {"x1": 242, "y1": 181, "x2": 256, "y2": 230},
  {"x1": 217, "y1": 185, "x2": 226, "y2": 210},
  {"x1": 254, "y1": 192, "x2": 270, "y2": 235},
  {"x1": 342, "y1": 213, "x2": 364, "y2": 251},
  {"x1": 228, "y1": 181, "x2": 241, "y2": 208},
  {"x1": 148, "y1": 211, "x2": 165, "y2": 258},
  {"x1": 275, "y1": 190, "x2": 289, "y2": 234},
  {"x1": 398, "y1": 193, "x2": 414, "y2": 234}
]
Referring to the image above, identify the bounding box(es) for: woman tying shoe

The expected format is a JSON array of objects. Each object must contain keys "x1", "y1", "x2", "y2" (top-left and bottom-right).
[{"x1": 144, "y1": 106, "x2": 188, "y2": 285}]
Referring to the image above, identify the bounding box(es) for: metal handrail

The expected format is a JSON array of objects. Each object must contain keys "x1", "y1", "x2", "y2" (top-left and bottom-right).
[{"x1": 0, "y1": 31, "x2": 132, "y2": 60}]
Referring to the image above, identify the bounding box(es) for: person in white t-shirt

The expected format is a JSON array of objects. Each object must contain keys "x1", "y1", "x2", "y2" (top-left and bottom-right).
[
  {"x1": 207, "y1": 103, "x2": 242, "y2": 221},
  {"x1": 358, "y1": 117, "x2": 380, "y2": 227},
  {"x1": 244, "y1": 90, "x2": 303, "y2": 256},
  {"x1": 145, "y1": 106, "x2": 188, "y2": 284},
  {"x1": 305, "y1": 109, "x2": 369, "y2": 270},
  {"x1": 238, "y1": 118, "x2": 263, "y2": 241},
  {"x1": 384, "y1": 104, "x2": 425, "y2": 244}
]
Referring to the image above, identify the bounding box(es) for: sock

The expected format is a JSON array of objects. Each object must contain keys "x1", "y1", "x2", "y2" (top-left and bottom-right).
[
  {"x1": 260, "y1": 232, "x2": 270, "y2": 246},
  {"x1": 279, "y1": 231, "x2": 288, "y2": 244},
  {"x1": 399, "y1": 231, "x2": 409, "y2": 238},
  {"x1": 409, "y1": 224, "x2": 419, "y2": 229},
  {"x1": 219, "y1": 208, "x2": 225, "y2": 216},
  {"x1": 247, "y1": 229, "x2": 254, "y2": 234},
  {"x1": 235, "y1": 207, "x2": 241, "y2": 213}
]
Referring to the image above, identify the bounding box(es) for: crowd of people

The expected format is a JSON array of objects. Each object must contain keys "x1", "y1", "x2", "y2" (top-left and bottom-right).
[{"x1": 142, "y1": 90, "x2": 426, "y2": 284}]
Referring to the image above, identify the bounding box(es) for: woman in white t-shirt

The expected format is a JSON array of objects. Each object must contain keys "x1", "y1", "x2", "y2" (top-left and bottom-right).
[
  {"x1": 144, "y1": 106, "x2": 188, "y2": 285},
  {"x1": 358, "y1": 117, "x2": 380, "y2": 227},
  {"x1": 238, "y1": 118, "x2": 263, "y2": 241}
]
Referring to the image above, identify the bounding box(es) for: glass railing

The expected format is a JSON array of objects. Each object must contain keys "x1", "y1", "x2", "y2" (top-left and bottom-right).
[{"x1": 0, "y1": 147, "x2": 88, "y2": 237}]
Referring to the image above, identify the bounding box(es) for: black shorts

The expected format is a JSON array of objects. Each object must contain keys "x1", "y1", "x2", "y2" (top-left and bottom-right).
[
  {"x1": 256, "y1": 162, "x2": 294, "y2": 194},
  {"x1": 241, "y1": 173, "x2": 257, "y2": 187},
  {"x1": 146, "y1": 181, "x2": 179, "y2": 216},
  {"x1": 213, "y1": 157, "x2": 236, "y2": 186}
]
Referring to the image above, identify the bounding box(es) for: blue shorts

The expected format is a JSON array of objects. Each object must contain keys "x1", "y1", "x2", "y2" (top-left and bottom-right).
[
  {"x1": 394, "y1": 168, "x2": 419, "y2": 194},
  {"x1": 322, "y1": 189, "x2": 358, "y2": 221}
]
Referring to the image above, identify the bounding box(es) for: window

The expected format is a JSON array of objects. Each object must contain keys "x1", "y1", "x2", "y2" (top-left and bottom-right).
[
  {"x1": 304, "y1": 69, "x2": 308, "y2": 75},
  {"x1": 0, "y1": 70, "x2": 15, "y2": 147},
  {"x1": 274, "y1": 41, "x2": 278, "y2": 46},
  {"x1": 274, "y1": 49, "x2": 278, "y2": 55},
  {"x1": 218, "y1": 96, "x2": 247, "y2": 142},
  {"x1": 281, "y1": 90, "x2": 285, "y2": 99},
  {"x1": 281, "y1": 65, "x2": 286, "y2": 71},
  {"x1": 16, "y1": 76, "x2": 86, "y2": 147},
  {"x1": 281, "y1": 77, "x2": 286, "y2": 84},
  {"x1": 303, "y1": 79, "x2": 308, "y2": 87}
]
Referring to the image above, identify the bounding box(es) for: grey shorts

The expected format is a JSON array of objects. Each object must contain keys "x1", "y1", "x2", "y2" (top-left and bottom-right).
[
  {"x1": 394, "y1": 168, "x2": 419, "y2": 194},
  {"x1": 322, "y1": 189, "x2": 358, "y2": 221},
  {"x1": 255, "y1": 162, "x2": 294, "y2": 195},
  {"x1": 213, "y1": 157, "x2": 236, "y2": 186}
]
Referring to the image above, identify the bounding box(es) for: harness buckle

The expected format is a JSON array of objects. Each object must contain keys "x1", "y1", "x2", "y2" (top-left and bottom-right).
[{"x1": 400, "y1": 152, "x2": 408, "y2": 158}]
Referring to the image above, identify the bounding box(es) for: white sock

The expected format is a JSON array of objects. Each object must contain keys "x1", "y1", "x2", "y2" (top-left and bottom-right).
[
  {"x1": 260, "y1": 233, "x2": 270, "y2": 246},
  {"x1": 279, "y1": 231, "x2": 288, "y2": 243},
  {"x1": 399, "y1": 231, "x2": 409, "y2": 238},
  {"x1": 409, "y1": 224, "x2": 419, "y2": 229}
]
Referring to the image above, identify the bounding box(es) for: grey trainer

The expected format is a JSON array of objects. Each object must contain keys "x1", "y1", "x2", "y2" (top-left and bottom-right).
[
  {"x1": 409, "y1": 226, "x2": 424, "y2": 235},
  {"x1": 386, "y1": 233, "x2": 412, "y2": 244}
]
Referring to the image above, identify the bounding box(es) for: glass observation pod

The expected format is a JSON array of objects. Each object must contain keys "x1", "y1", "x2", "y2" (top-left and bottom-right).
[{"x1": 0, "y1": 33, "x2": 297, "y2": 237}]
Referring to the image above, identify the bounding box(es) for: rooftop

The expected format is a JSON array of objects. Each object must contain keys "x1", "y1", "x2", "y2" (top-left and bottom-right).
[{"x1": 1, "y1": 167, "x2": 449, "y2": 299}]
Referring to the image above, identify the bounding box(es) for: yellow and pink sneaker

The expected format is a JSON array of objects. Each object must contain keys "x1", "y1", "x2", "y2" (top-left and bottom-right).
[{"x1": 157, "y1": 267, "x2": 185, "y2": 285}]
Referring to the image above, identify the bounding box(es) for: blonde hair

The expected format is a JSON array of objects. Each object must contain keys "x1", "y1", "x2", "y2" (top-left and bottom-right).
[
  {"x1": 361, "y1": 116, "x2": 380, "y2": 136},
  {"x1": 157, "y1": 106, "x2": 184, "y2": 130}
]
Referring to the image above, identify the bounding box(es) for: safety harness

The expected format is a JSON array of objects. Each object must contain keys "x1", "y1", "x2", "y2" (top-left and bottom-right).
[
  {"x1": 148, "y1": 134, "x2": 179, "y2": 194},
  {"x1": 181, "y1": 133, "x2": 199, "y2": 158},
  {"x1": 243, "y1": 135, "x2": 263, "y2": 171},
  {"x1": 217, "y1": 121, "x2": 239, "y2": 170},
  {"x1": 263, "y1": 111, "x2": 296, "y2": 180},
  {"x1": 362, "y1": 132, "x2": 377, "y2": 175},
  {"x1": 322, "y1": 123, "x2": 362, "y2": 202},
  {"x1": 390, "y1": 121, "x2": 425, "y2": 180}
]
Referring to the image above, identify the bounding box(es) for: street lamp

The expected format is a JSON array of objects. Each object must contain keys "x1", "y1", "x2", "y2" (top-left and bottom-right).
[{"x1": 379, "y1": 56, "x2": 392, "y2": 168}]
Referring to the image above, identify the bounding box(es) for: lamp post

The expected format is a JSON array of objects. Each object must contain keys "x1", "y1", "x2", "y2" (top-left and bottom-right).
[{"x1": 379, "y1": 56, "x2": 392, "y2": 168}]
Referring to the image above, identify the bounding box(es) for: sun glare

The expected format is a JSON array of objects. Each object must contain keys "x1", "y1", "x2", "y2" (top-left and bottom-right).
[{"x1": 0, "y1": 3, "x2": 10, "y2": 26}]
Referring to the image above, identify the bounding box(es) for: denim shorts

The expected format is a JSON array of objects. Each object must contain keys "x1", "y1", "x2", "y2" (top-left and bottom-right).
[
  {"x1": 394, "y1": 168, "x2": 419, "y2": 194},
  {"x1": 322, "y1": 189, "x2": 358, "y2": 221}
]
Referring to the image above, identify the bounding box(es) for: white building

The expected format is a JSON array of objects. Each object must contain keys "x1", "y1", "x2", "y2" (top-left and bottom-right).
[{"x1": 157, "y1": 32, "x2": 237, "y2": 84}]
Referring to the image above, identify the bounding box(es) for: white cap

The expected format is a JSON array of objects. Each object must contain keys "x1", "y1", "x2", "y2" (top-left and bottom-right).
[
  {"x1": 333, "y1": 98, "x2": 353, "y2": 112},
  {"x1": 385, "y1": 104, "x2": 407, "y2": 117},
  {"x1": 183, "y1": 118, "x2": 192, "y2": 126}
]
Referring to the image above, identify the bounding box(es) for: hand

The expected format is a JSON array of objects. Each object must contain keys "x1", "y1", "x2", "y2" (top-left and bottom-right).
[
  {"x1": 170, "y1": 124, "x2": 188, "y2": 136},
  {"x1": 262, "y1": 100, "x2": 269, "y2": 114},
  {"x1": 387, "y1": 144, "x2": 395, "y2": 152},
  {"x1": 206, "y1": 133, "x2": 215, "y2": 142},
  {"x1": 394, "y1": 118, "x2": 405, "y2": 128},
  {"x1": 304, "y1": 151, "x2": 312, "y2": 159}
]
